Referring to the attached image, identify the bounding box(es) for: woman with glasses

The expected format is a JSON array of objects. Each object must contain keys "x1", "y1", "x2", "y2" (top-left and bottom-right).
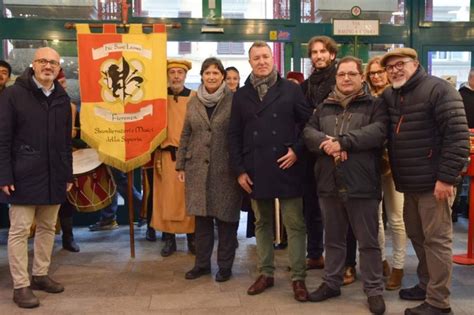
[
  {"x1": 176, "y1": 57, "x2": 242, "y2": 282},
  {"x1": 365, "y1": 56, "x2": 407, "y2": 290}
]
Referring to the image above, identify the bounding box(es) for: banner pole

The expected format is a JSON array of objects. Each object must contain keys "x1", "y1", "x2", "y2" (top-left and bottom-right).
[
  {"x1": 64, "y1": 22, "x2": 181, "y2": 30},
  {"x1": 127, "y1": 171, "x2": 136, "y2": 258}
]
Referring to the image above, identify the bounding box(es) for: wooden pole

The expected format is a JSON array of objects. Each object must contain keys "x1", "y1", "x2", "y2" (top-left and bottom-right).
[{"x1": 127, "y1": 171, "x2": 135, "y2": 258}]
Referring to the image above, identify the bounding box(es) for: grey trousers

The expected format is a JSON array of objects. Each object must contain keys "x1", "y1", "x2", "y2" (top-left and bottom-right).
[
  {"x1": 403, "y1": 192, "x2": 453, "y2": 309},
  {"x1": 319, "y1": 197, "x2": 383, "y2": 297}
]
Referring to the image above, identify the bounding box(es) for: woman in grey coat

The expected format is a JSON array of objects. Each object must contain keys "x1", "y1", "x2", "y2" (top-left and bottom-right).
[{"x1": 176, "y1": 57, "x2": 242, "y2": 282}]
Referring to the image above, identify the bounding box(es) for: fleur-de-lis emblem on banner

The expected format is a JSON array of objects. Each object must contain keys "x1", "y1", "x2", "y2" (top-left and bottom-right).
[{"x1": 100, "y1": 57, "x2": 145, "y2": 104}]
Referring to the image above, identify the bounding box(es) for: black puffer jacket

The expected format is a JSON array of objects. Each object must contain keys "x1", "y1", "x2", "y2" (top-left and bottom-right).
[
  {"x1": 382, "y1": 66, "x2": 469, "y2": 192},
  {"x1": 0, "y1": 68, "x2": 72, "y2": 204},
  {"x1": 459, "y1": 83, "x2": 474, "y2": 128},
  {"x1": 303, "y1": 91, "x2": 388, "y2": 200}
]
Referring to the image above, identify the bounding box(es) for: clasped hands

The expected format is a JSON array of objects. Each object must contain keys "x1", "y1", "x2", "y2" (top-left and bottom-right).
[{"x1": 319, "y1": 136, "x2": 348, "y2": 162}]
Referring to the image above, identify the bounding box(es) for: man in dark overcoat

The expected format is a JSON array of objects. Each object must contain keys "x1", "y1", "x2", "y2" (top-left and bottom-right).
[
  {"x1": 228, "y1": 41, "x2": 312, "y2": 302},
  {"x1": 0, "y1": 47, "x2": 73, "y2": 309}
]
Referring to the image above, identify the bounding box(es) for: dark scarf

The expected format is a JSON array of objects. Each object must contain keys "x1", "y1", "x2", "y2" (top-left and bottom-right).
[
  {"x1": 249, "y1": 66, "x2": 278, "y2": 101},
  {"x1": 306, "y1": 60, "x2": 337, "y2": 106}
]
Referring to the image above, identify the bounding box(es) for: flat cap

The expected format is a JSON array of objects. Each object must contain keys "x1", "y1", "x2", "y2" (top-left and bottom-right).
[
  {"x1": 167, "y1": 59, "x2": 192, "y2": 71},
  {"x1": 380, "y1": 48, "x2": 418, "y2": 67}
]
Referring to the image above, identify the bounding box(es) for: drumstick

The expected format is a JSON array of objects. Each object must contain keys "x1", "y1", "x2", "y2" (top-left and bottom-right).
[{"x1": 274, "y1": 198, "x2": 281, "y2": 245}]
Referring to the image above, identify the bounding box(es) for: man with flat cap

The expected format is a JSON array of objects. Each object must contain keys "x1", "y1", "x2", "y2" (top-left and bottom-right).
[
  {"x1": 151, "y1": 59, "x2": 196, "y2": 257},
  {"x1": 380, "y1": 47, "x2": 469, "y2": 315}
]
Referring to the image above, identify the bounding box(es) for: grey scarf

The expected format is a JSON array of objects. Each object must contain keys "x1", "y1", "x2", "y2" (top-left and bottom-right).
[
  {"x1": 250, "y1": 66, "x2": 279, "y2": 101},
  {"x1": 197, "y1": 82, "x2": 226, "y2": 108}
]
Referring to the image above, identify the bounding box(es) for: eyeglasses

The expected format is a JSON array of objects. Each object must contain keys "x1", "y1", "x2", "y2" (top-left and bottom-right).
[
  {"x1": 385, "y1": 59, "x2": 414, "y2": 72},
  {"x1": 368, "y1": 70, "x2": 385, "y2": 77},
  {"x1": 336, "y1": 72, "x2": 360, "y2": 79},
  {"x1": 34, "y1": 59, "x2": 60, "y2": 68}
]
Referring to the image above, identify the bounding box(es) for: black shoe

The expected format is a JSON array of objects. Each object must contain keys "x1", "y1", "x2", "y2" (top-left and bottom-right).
[
  {"x1": 368, "y1": 295, "x2": 386, "y2": 314},
  {"x1": 160, "y1": 238, "x2": 177, "y2": 257},
  {"x1": 185, "y1": 266, "x2": 211, "y2": 280},
  {"x1": 399, "y1": 284, "x2": 426, "y2": 301},
  {"x1": 62, "y1": 238, "x2": 80, "y2": 252},
  {"x1": 146, "y1": 227, "x2": 157, "y2": 242},
  {"x1": 31, "y1": 275, "x2": 64, "y2": 293},
  {"x1": 405, "y1": 302, "x2": 453, "y2": 315},
  {"x1": 13, "y1": 287, "x2": 39, "y2": 308},
  {"x1": 308, "y1": 283, "x2": 341, "y2": 302},
  {"x1": 215, "y1": 269, "x2": 232, "y2": 282},
  {"x1": 136, "y1": 217, "x2": 147, "y2": 227},
  {"x1": 89, "y1": 219, "x2": 119, "y2": 231}
]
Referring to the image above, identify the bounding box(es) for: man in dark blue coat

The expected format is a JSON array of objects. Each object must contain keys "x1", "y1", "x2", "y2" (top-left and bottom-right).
[
  {"x1": 0, "y1": 47, "x2": 73, "y2": 309},
  {"x1": 228, "y1": 41, "x2": 312, "y2": 302}
]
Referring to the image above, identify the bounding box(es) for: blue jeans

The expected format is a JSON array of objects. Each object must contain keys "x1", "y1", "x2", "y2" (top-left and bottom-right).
[{"x1": 100, "y1": 167, "x2": 142, "y2": 221}]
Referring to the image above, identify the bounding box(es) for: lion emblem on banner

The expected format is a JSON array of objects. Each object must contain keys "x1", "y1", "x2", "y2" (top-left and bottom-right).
[{"x1": 100, "y1": 57, "x2": 145, "y2": 104}]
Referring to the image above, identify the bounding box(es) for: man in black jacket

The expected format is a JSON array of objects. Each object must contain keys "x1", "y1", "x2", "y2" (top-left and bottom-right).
[
  {"x1": 0, "y1": 47, "x2": 73, "y2": 309},
  {"x1": 229, "y1": 41, "x2": 312, "y2": 302},
  {"x1": 303, "y1": 56, "x2": 387, "y2": 315},
  {"x1": 381, "y1": 48, "x2": 469, "y2": 315},
  {"x1": 459, "y1": 68, "x2": 474, "y2": 128},
  {"x1": 300, "y1": 35, "x2": 338, "y2": 270}
]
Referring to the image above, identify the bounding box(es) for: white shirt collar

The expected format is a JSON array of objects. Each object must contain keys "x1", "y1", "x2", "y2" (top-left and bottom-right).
[{"x1": 32, "y1": 75, "x2": 55, "y2": 97}]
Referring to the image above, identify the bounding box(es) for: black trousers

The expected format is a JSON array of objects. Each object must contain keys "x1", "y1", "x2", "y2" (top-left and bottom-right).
[
  {"x1": 345, "y1": 224, "x2": 357, "y2": 267},
  {"x1": 194, "y1": 216, "x2": 238, "y2": 270},
  {"x1": 303, "y1": 156, "x2": 324, "y2": 259}
]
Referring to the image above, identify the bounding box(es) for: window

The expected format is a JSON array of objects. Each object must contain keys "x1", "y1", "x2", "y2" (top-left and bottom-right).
[
  {"x1": 3, "y1": 0, "x2": 120, "y2": 20},
  {"x1": 133, "y1": 0, "x2": 203, "y2": 18},
  {"x1": 428, "y1": 51, "x2": 472, "y2": 88},
  {"x1": 424, "y1": 0, "x2": 470, "y2": 22},
  {"x1": 301, "y1": 0, "x2": 405, "y2": 25},
  {"x1": 222, "y1": 0, "x2": 290, "y2": 19}
]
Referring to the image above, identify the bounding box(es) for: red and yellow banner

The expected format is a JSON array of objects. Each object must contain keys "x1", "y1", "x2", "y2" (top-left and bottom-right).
[{"x1": 77, "y1": 24, "x2": 167, "y2": 172}]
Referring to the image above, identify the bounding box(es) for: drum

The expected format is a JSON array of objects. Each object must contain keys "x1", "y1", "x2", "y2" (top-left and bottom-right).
[{"x1": 67, "y1": 148, "x2": 116, "y2": 212}]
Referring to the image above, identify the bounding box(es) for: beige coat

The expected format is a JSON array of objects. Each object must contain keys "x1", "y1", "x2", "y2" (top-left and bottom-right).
[{"x1": 176, "y1": 88, "x2": 242, "y2": 222}]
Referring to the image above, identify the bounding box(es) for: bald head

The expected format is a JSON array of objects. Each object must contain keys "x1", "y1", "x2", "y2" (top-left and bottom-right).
[{"x1": 32, "y1": 47, "x2": 61, "y2": 88}]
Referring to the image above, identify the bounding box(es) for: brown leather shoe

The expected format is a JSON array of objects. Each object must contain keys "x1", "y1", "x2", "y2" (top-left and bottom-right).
[
  {"x1": 292, "y1": 280, "x2": 309, "y2": 302},
  {"x1": 306, "y1": 256, "x2": 325, "y2": 270},
  {"x1": 386, "y1": 268, "x2": 403, "y2": 290},
  {"x1": 31, "y1": 275, "x2": 64, "y2": 293},
  {"x1": 13, "y1": 287, "x2": 39, "y2": 308},
  {"x1": 247, "y1": 275, "x2": 274, "y2": 295},
  {"x1": 382, "y1": 260, "x2": 391, "y2": 277},
  {"x1": 343, "y1": 266, "x2": 356, "y2": 286}
]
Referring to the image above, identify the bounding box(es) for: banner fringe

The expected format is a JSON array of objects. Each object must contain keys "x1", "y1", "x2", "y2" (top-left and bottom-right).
[{"x1": 81, "y1": 130, "x2": 167, "y2": 172}]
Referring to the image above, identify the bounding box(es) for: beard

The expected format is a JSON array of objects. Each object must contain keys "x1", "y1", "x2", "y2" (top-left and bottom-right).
[{"x1": 391, "y1": 78, "x2": 407, "y2": 89}]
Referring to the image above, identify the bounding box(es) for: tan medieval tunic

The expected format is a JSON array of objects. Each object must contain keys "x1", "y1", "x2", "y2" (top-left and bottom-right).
[{"x1": 151, "y1": 87, "x2": 195, "y2": 233}]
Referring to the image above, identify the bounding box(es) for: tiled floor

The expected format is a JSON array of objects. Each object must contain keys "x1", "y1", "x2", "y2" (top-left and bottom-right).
[{"x1": 0, "y1": 215, "x2": 473, "y2": 314}]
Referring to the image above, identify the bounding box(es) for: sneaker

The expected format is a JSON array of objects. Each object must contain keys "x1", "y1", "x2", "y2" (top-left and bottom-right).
[
  {"x1": 368, "y1": 295, "x2": 386, "y2": 314},
  {"x1": 405, "y1": 302, "x2": 453, "y2": 315},
  {"x1": 308, "y1": 283, "x2": 341, "y2": 302},
  {"x1": 89, "y1": 219, "x2": 119, "y2": 231},
  {"x1": 13, "y1": 287, "x2": 39, "y2": 308},
  {"x1": 399, "y1": 284, "x2": 426, "y2": 301}
]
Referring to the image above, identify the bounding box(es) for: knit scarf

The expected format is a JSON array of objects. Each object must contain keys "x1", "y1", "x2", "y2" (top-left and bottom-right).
[
  {"x1": 330, "y1": 85, "x2": 364, "y2": 108},
  {"x1": 249, "y1": 66, "x2": 278, "y2": 101},
  {"x1": 197, "y1": 82, "x2": 226, "y2": 108},
  {"x1": 306, "y1": 60, "x2": 337, "y2": 105}
]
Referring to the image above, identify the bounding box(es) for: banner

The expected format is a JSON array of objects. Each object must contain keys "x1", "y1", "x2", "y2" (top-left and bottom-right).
[{"x1": 77, "y1": 24, "x2": 167, "y2": 172}]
